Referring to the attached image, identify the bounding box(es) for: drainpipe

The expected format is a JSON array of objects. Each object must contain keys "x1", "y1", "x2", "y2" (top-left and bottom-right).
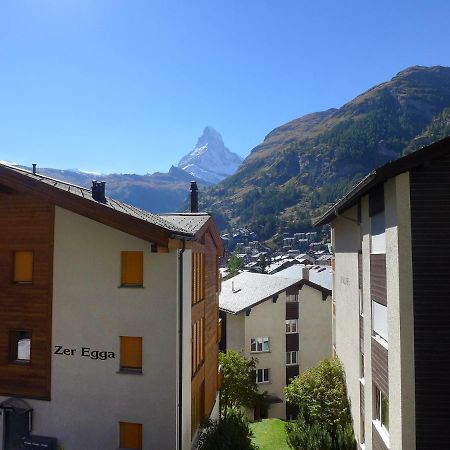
[{"x1": 178, "y1": 238, "x2": 186, "y2": 450}]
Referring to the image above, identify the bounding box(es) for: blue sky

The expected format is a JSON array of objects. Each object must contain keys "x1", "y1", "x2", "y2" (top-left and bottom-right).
[{"x1": 1, "y1": 0, "x2": 449, "y2": 174}]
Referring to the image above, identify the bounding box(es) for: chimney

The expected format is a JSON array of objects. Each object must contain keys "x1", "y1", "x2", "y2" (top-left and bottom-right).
[
  {"x1": 302, "y1": 266, "x2": 309, "y2": 281},
  {"x1": 91, "y1": 180, "x2": 107, "y2": 203},
  {"x1": 190, "y1": 181, "x2": 198, "y2": 213},
  {"x1": 32, "y1": 164, "x2": 37, "y2": 174}
]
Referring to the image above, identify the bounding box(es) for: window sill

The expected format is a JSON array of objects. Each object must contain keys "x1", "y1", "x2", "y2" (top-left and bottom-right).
[
  {"x1": 118, "y1": 285, "x2": 144, "y2": 289},
  {"x1": 359, "y1": 377, "x2": 365, "y2": 386},
  {"x1": 117, "y1": 368, "x2": 143, "y2": 375},
  {"x1": 372, "y1": 334, "x2": 388, "y2": 350},
  {"x1": 256, "y1": 381, "x2": 271, "y2": 385},
  {"x1": 13, "y1": 281, "x2": 33, "y2": 285},
  {"x1": 286, "y1": 363, "x2": 298, "y2": 367},
  {"x1": 372, "y1": 420, "x2": 390, "y2": 448},
  {"x1": 10, "y1": 360, "x2": 31, "y2": 366},
  {"x1": 250, "y1": 351, "x2": 271, "y2": 354},
  {"x1": 286, "y1": 331, "x2": 298, "y2": 334}
]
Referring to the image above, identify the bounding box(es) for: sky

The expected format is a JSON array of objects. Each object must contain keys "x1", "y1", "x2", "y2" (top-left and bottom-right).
[{"x1": 1, "y1": 0, "x2": 450, "y2": 174}]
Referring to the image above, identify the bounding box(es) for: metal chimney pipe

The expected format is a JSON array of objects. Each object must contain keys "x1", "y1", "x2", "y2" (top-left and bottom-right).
[
  {"x1": 190, "y1": 181, "x2": 198, "y2": 213},
  {"x1": 32, "y1": 164, "x2": 37, "y2": 174}
]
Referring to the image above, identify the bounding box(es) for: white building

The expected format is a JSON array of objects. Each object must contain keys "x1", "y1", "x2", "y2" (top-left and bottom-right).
[
  {"x1": 0, "y1": 165, "x2": 222, "y2": 450},
  {"x1": 315, "y1": 136, "x2": 450, "y2": 450},
  {"x1": 219, "y1": 271, "x2": 332, "y2": 420}
]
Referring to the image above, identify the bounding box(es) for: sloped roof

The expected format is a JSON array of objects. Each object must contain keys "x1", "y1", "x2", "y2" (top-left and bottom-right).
[
  {"x1": 159, "y1": 213, "x2": 210, "y2": 234},
  {"x1": 273, "y1": 264, "x2": 333, "y2": 291},
  {"x1": 314, "y1": 136, "x2": 450, "y2": 226},
  {"x1": 219, "y1": 272, "x2": 299, "y2": 314},
  {"x1": 0, "y1": 163, "x2": 193, "y2": 244}
]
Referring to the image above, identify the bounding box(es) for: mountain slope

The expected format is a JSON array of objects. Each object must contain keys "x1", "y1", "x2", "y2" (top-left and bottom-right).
[
  {"x1": 203, "y1": 66, "x2": 450, "y2": 237},
  {"x1": 179, "y1": 126, "x2": 242, "y2": 183},
  {"x1": 9, "y1": 164, "x2": 208, "y2": 214}
]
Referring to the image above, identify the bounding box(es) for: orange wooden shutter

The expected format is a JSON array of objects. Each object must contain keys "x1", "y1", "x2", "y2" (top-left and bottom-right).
[
  {"x1": 120, "y1": 336, "x2": 142, "y2": 369},
  {"x1": 14, "y1": 251, "x2": 33, "y2": 283},
  {"x1": 121, "y1": 252, "x2": 143, "y2": 286},
  {"x1": 120, "y1": 422, "x2": 142, "y2": 449}
]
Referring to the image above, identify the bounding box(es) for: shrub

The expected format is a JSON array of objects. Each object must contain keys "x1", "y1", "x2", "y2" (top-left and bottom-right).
[{"x1": 196, "y1": 410, "x2": 258, "y2": 450}]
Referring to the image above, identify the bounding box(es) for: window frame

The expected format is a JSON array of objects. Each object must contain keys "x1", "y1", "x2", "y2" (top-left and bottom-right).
[
  {"x1": 121, "y1": 251, "x2": 144, "y2": 287},
  {"x1": 285, "y1": 319, "x2": 298, "y2": 333},
  {"x1": 254, "y1": 368, "x2": 270, "y2": 384},
  {"x1": 286, "y1": 294, "x2": 298, "y2": 303},
  {"x1": 119, "y1": 421, "x2": 142, "y2": 449},
  {"x1": 13, "y1": 251, "x2": 34, "y2": 284},
  {"x1": 250, "y1": 336, "x2": 270, "y2": 353},
  {"x1": 10, "y1": 330, "x2": 32, "y2": 364},
  {"x1": 119, "y1": 336, "x2": 143, "y2": 373},
  {"x1": 374, "y1": 386, "x2": 389, "y2": 435},
  {"x1": 286, "y1": 350, "x2": 298, "y2": 366}
]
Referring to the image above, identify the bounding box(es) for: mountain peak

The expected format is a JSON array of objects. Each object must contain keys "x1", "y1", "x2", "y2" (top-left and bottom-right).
[{"x1": 178, "y1": 127, "x2": 242, "y2": 184}]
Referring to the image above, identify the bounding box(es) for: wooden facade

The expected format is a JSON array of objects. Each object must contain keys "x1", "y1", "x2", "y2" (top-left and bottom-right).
[
  {"x1": 191, "y1": 223, "x2": 222, "y2": 438},
  {"x1": 410, "y1": 152, "x2": 450, "y2": 450},
  {"x1": 0, "y1": 189, "x2": 54, "y2": 399}
]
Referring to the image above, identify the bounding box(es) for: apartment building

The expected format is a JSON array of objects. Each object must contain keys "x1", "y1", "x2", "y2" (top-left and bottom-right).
[
  {"x1": 0, "y1": 164, "x2": 222, "y2": 450},
  {"x1": 315, "y1": 136, "x2": 450, "y2": 450},
  {"x1": 219, "y1": 271, "x2": 331, "y2": 420}
]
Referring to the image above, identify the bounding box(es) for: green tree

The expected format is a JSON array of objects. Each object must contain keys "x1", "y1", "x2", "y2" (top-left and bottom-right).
[
  {"x1": 284, "y1": 358, "x2": 356, "y2": 449},
  {"x1": 219, "y1": 350, "x2": 257, "y2": 419},
  {"x1": 227, "y1": 252, "x2": 244, "y2": 278}
]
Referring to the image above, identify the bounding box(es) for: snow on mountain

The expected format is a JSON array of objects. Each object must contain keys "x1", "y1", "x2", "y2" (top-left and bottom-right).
[{"x1": 178, "y1": 126, "x2": 242, "y2": 184}]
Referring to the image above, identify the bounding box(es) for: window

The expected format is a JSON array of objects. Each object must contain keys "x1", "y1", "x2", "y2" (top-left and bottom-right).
[
  {"x1": 285, "y1": 319, "x2": 298, "y2": 333},
  {"x1": 121, "y1": 251, "x2": 143, "y2": 286},
  {"x1": 250, "y1": 337, "x2": 269, "y2": 353},
  {"x1": 14, "y1": 251, "x2": 33, "y2": 283},
  {"x1": 286, "y1": 294, "x2": 298, "y2": 302},
  {"x1": 10, "y1": 331, "x2": 31, "y2": 363},
  {"x1": 254, "y1": 368, "x2": 270, "y2": 383},
  {"x1": 192, "y1": 253, "x2": 205, "y2": 304},
  {"x1": 371, "y1": 212, "x2": 386, "y2": 254},
  {"x1": 372, "y1": 301, "x2": 388, "y2": 343},
  {"x1": 374, "y1": 386, "x2": 389, "y2": 434},
  {"x1": 286, "y1": 351, "x2": 298, "y2": 365},
  {"x1": 192, "y1": 318, "x2": 205, "y2": 376},
  {"x1": 120, "y1": 336, "x2": 142, "y2": 372},
  {"x1": 360, "y1": 414, "x2": 365, "y2": 444},
  {"x1": 119, "y1": 422, "x2": 142, "y2": 449}
]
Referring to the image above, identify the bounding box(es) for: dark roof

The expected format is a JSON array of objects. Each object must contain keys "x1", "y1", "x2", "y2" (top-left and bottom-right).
[
  {"x1": 0, "y1": 163, "x2": 194, "y2": 243},
  {"x1": 159, "y1": 213, "x2": 210, "y2": 234},
  {"x1": 314, "y1": 136, "x2": 450, "y2": 226}
]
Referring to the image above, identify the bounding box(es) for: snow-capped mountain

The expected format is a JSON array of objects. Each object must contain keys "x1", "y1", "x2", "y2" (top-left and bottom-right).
[{"x1": 178, "y1": 126, "x2": 242, "y2": 184}]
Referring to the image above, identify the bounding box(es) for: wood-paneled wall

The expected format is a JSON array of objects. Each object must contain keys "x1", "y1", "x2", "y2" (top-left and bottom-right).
[
  {"x1": 191, "y1": 226, "x2": 221, "y2": 437},
  {"x1": 370, "y1": 254, "x2": 387, "y2": 306},
  {"x1": 410, "y1": 153, "x2": 450, "y2": 450},
  {"x1": 372, "y1": 339, "x2": 388, "y2": 396},
  {"x1": 0, "y1": 190, "x2": 54, "y2": 399}
]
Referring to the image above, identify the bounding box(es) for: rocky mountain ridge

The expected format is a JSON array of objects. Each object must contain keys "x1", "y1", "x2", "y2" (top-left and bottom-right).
[
  {"x1": 202, "y1": 65, "x2": 450, "y2": 239},
  {"x1": 2, "y1": 127, "x2": 240, "y2": 214},
  {"x1": 178, "y1": 126, "x2": 242, "y2": 183}
]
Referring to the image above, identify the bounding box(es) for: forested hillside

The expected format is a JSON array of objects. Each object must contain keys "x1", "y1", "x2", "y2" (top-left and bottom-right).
[{"x1": 202, "y1": 66, "x2": 450, "y2": 238}]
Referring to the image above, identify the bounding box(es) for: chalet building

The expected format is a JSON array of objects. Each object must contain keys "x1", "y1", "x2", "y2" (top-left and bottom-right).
[
  {"x1": 219, "y1": 271, "x2": 332, "y2": 420},
  {"x1": 0, "y1": 164, "x2": 223, "y2": 450},
  {"x1": 315, "y1": 136, "x2": 450, "y2": 450}
]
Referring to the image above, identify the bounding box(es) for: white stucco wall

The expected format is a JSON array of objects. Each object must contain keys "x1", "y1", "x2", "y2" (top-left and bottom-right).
[
  {"x1": 384, "y1": 174, "x2": 415, "y2": 450},
  {"x1": 298, "y1": 285, "x2": 332, "y2": 372},
  {"x1": 0, "y1": 207, "x2": 191, "y2": 450},
  {"x1": 332, "y1": 205, "x2": 363, "y2": 445}
]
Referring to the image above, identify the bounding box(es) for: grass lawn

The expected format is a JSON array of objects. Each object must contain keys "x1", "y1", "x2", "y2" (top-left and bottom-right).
[{"x1": 250, "y1": 418, "x2": 291, "y2": 450}]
